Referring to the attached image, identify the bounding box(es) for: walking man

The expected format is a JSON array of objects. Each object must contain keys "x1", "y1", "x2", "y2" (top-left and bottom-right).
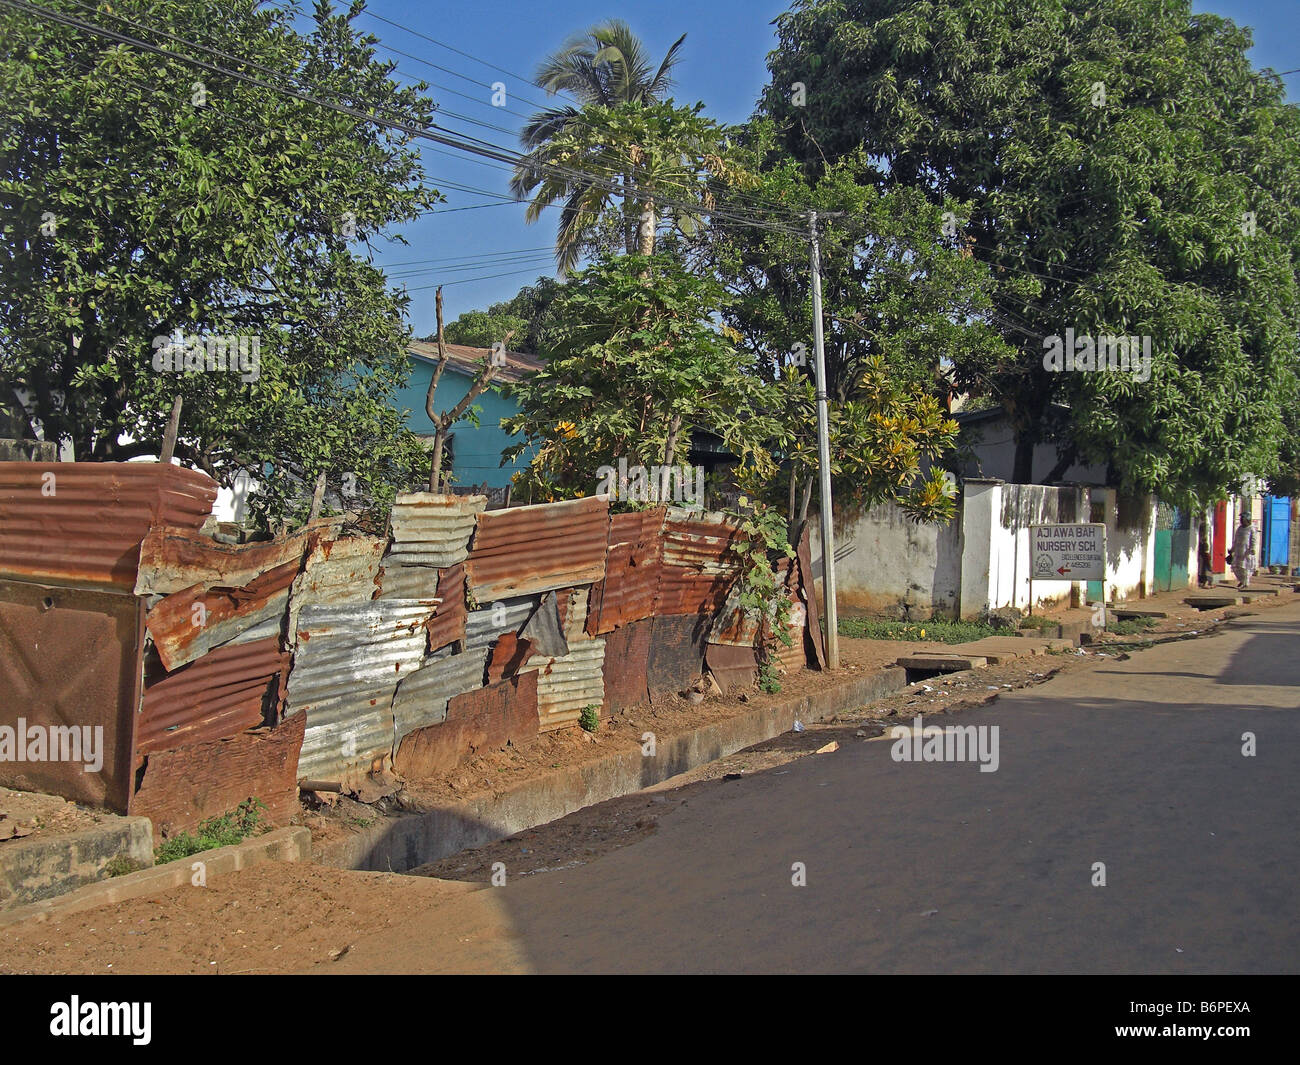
[{"x1": 1230, "y1": 511, "x2": 1258, "y2": 589}]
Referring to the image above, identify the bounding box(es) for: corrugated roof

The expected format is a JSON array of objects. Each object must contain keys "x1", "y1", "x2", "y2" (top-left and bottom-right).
[
  {"x1": 0, "y1": 462, "x2": 217, "y2": 591},
  {"x1": 391, "y1": 646, "x2": 488, "y2": 749},
  {"x1": 387, "y1": 493, "x2": 484, "y2": 568},
  {"x1": 533, "y1": 637, "x2": 605, "y2": 732},
  {"x1": 137, "y1": 636, "x2": 287, "y2": 759},
  {"x1": 408, "y1": 340, "x2": 544, "y2": 384},
  {"x1": 587, "y1": 508, "x2": 665, "y2": 635},
  {"x1": 145, "y1": 558, "x2": 299, "y2": 671},
  {"x1": 465, "y1": 496, "x2": 608, "y2": 601}
]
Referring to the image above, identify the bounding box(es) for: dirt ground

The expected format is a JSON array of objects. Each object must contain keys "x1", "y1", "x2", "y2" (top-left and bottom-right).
[
  {"x1": 1, "y1": 589, "x2": 1289, "y2": 975},
  {"x1": 0, "y1": 786, "x2": 108, "y2": 843}
]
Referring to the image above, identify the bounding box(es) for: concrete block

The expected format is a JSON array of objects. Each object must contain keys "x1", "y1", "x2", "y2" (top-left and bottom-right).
[
  {"x1": 896, "y1": 654, "x2": 988, "y2": 672},
  {"x1": 0, "y1": 817, "x2": 153, "y2": 911}
]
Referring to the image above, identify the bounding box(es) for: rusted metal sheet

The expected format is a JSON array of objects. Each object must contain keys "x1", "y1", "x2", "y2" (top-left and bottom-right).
[
  {"x1": 795, "y1": 528, "x2": 827, "y2": 670},
  {"x1": 145, "y1": 558, "x2": 298, "y2": 671},
  {"x1": 465, "y1": 496, "x2": 608, "y2": 601},
  {"x1": 586, "y1": 508, "x2": 665, "y2": 635},
  {"x1": 0, "y1": 579, "x2": 143, "y2": 811},
  {"x1": 533, "y1": 637, "x2": 605, "y2": 732},
  {"x1": 655, "y1": 567, "x2": 735, "y2": 616},
  {"x1": 521, "y1": 591, "x2": 568, "y2": 658},
  {"x1": 486, "y1": 632, "x2": 538, "y2": 683},
  {"x1": 464, "y1": 594, "x2": 538, "y2": 650},
  {"x1": 137, "y1": 637, "x2": 287, "y2": 760},
  {"x1": 285, "y1": 600, "x2": 435, "y2": 785},
  {"x1": 557, "y1": 585, "x2": 590, "y2": 642},
  {"x1": 134, "y1": 524, "x2": 314, "y2": 597},
  {"x1": 706, "y1": 642, "x2": 758, "y2": 694},
  {"x1": 709, "y1": 587, "x2": 763, "y2": 647},
  {"x1": 387, "y1": 492, "x2": 484, "y2": 568},
  {"x1": 647, "y1": 614, "x2": 710, "y2": 702},
  {"x1": 0, "y1": 462, "x2": 217, "y2": 591},
  {"x1": 426, "y1": 564, "x2": 466, "y2": 653},
  {"x1": 391, "y1": 646, "x2": 488, "y2": 750},
  {"x1": 130, "y1": 712, "x2": 304, "y2": 844},
  {"x1": 601, "y1": 619, "x2": 652, "y2": 713},
  {"x1": 661, "y1": 512, "x2": 748, "y2": 573},
  {"x1": 394, "y1": 671, "x2": 538, "y2": 780}
]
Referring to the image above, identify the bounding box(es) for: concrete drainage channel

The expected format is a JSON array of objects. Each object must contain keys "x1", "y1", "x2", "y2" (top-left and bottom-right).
[{"x1": 315, "y1": 667, "x2": 909, "y2": 875}]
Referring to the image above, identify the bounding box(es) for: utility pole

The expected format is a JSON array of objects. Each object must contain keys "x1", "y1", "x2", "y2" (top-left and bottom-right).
[{"x1": 809, "y1": 211, "x2": 839, "y2": 670}]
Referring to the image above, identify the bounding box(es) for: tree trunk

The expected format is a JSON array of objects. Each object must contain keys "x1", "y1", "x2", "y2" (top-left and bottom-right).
[
  {"x1": 638, "y1": 200, "x2": 656, "y2": 256},
  {"x1": 1012, "y1": 434, "x2": 1036, "y2": 484},
  {"x1": 429, "y1": 427, "x2": 445, "y2": 493}
]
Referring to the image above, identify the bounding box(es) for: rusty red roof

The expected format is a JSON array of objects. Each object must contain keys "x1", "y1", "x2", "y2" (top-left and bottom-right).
[{"x1": 408, "y1": 341, "x2": 545, "y2": 384}]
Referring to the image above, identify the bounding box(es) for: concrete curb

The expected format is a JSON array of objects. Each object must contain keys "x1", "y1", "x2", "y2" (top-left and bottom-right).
[
  {"x1": 319, "y1": 667, "x2": 908, "y2": 874},
  {"x1": 1, "y1": 817, "x2": 153, "y2": 913},
  {"x1": 0, "y1": 826, "x2": 310, "y2": 928}
]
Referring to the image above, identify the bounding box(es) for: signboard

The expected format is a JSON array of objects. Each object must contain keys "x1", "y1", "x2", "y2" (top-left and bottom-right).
[{"x1": 1030, "y1": 523, "x2": 1106, "y2": 581}]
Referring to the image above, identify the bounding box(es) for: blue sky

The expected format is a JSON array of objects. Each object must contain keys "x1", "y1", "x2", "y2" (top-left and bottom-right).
[{"x1": 350, "y1": 0, "x2": 1299, "y2": 338}]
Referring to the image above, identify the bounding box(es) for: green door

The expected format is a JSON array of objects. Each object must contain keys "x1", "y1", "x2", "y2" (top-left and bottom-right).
[{"x1": 1154, "y1": 530, "x2": 1173, "y2": 591}]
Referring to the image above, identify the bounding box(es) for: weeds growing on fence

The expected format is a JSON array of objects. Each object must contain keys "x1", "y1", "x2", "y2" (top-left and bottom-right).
[{"x1": 155, "y1": 797, "x2": 268, "y2": 864}]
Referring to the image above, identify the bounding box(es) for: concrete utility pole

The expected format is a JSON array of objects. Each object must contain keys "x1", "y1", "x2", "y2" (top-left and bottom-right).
[{"x1": 808, "y1": 211, "x2": 840, "y2": 670}]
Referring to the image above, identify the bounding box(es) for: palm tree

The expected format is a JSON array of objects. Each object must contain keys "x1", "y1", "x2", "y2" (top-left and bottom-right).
[{"x1": 511, "y1": 21, "x2": 687, "y2": 271}]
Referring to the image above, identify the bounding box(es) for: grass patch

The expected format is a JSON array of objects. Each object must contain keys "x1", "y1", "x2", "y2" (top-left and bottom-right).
[
  {"x1": 154, "y1": 798, "x2": 267, "y2": 865},
  {"x1": 1018, "y1": 615, "x2": 1060, "y2": 631},
  {"x1": 838, "y1": 618, "x2": 1000, "y2": 643},
  {"x1": 1106, "y1": 616, "x2": 1158, "y2": 636},
  {"x1": 104, "y1": 854, "x2": 144, "y2": 878}
]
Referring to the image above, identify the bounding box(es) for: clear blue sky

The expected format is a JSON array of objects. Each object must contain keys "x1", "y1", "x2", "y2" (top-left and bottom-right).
[{"x1": 351, "y1": 0, "x2": 1299, "y2": 339}]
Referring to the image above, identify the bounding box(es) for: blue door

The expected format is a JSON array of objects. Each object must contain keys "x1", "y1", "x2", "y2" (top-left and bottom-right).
[{"x1": 1263, "y1": 495, "x2": 1291, "y2": 568}]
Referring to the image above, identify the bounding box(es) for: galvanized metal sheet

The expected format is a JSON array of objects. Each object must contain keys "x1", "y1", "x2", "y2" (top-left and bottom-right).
[
  {"x1": 709, "y1": 586, "x2": 764, "y2": 647},
  {"x1": 391, "y1": 646, "x2": 488, "y2": 749},
  {"x1": 533, "y1": 637, "x2": 605, "y2": 732},
  {"x1": 521, "y1": 591, "x2": 569, "y2": 658},
  {"x1": 137, "y1": 636, "x2": 287, "y2": 759},
  {"x1": 376, "y1": 562, "x2": 439, "y2": 600},
  {"x1": 558, "y1": 585, "x2": 590, "y2": 642},
  {"x1": 464, "y1": 594, "x2": 538, "y2": 650},
  {"x1": 601, "y1": 619, "x2": 652, "y2": 713},
  {"x1": 134, "y1": 523, "x2": 314, "y2": 597},
  {"x1": 146, "y1": 558, "x2": 298, "y2": 671},
  {"x1": 0, "y1": 579, "x2": 143, "y2": 811},
  {"x1": 287, "y1": 535, "x2": 386, "y2": 646},
  {"x1": 387, "y1": 493, "x2": 484, "y2": 568},
  {"x1": 465, "y1": 496, "x2": 608, "y2": 601},
  {"x1": 285, "y1": 600, "x2": 436, "y2": 785},
  {"x1": 0, "y1": 462, "x2": 216, "y2": 591},
  {"x1": 587, "y1": 508, "x2": 665, "y2": 635}
]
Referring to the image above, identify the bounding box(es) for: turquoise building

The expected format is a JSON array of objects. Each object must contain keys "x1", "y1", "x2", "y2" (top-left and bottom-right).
[{"x1": 393, "y1": 341, "x2": 542, "y2": 491}]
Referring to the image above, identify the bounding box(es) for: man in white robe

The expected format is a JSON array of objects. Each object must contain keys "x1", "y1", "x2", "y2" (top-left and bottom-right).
[{"x1": 1230, "y1": 512, "x2": 1258, "y2": 589}]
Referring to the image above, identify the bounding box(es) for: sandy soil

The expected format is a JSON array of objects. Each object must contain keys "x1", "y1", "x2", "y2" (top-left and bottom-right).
[{"x1": 0, "y1": 787, "x2": 108, "y2": 843}]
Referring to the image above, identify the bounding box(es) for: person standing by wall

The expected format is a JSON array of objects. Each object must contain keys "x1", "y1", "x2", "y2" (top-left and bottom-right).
[{"x1": 1229, "y1": 510, "x2": 1258, "y2": 589}]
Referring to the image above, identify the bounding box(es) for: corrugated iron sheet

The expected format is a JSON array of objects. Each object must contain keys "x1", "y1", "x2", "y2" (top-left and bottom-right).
[
  {"x1": 601, "y1": 619, "x2": 652, "y2": 713},
  {"x1": 145, "y1": 558, "x2": 298, "y2": 671},
  {"x1": 706, "y1": 642, "x2": 758, "y2": 694},
  {"x1": 586, "y1": 508, "x2": 665, "y2": 635},
  {"x1": 464, "y1": 594, "x2": 538, "y2": 650},
  {"x1": 487, "y1": 632, "x2": 539, "y2": 682},
  {"x1": 426, "y1": 564, "x2": 466, "y2": 653},
  {"x1": 134, "y1": 524, "x2": 315, "y2": 597},
  {"x1": 648, "y1": 614, "x2": 709, "y2": 702},
  {"x1": 709, "y1": 587, "x2": 764, "y2": 647},
  {"x1": 137, "y1": 636, "x2": 287, "y2": 759},
  {"x1": 533, "y1": 637, "x2": 605, "y2": 732},
  {"x1": 391, "y1": 646, "x2": 488, "y2": 749},
  {"x1": 130, "y1": 712, "x2": 304, "y2": 844},
  {"x1": 376, "y1": 563, "x2": 438, "y2": 599},
  {"x1": 285, "y1": 600, "x2": 435, "y2": 785},
  {"x1": 394, "y1": 671, "x2": 539, "y2": 780},
  {"x1": 286, "y1": 535, "x2": 386, "y2": 645},
  {"x1": 387, "y1": 493, "x2": 484, "y2": 568},
  {"x1": 465, "y1": 496, "x2": 608, "y2": 601},
  {"x1": 558, "y1": 585, "x2": 590, "y2": 642},
  {"x1": 795, "y1": 528, "x2": 826, "y2": 670},
  {"x1": 0, "y1": 462, "x2": 217, "y2": 591},
  {"x1": 661, "y1": 512, "x2": 748, "y2": 573}
]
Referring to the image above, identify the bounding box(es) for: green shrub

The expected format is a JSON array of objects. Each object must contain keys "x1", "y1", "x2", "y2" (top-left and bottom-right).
[
  {"x1": 1018, "y1": 615, "x2": 1059, "y2": 630},
  {"x1": 104, "y1": 854, "x2": 143, "y2": 878},
  {"x1": 155, "y1": 797, "x2": 267, "y2": 865},
  {"x1": 578, "y1": 705, "x2": 600, "y2": 732},
  {"x1": 757, "y1": 662, "x2": 782, "y2": 694},
  {"x1": 1107, "y1": 616, "x2": 1158, "y2": 636}
]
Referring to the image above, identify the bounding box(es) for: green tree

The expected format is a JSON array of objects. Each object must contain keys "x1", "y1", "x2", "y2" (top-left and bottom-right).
[
  {"x1": 761, "y1": 0, "x2": 1300, "y2": 507},
  {"x1": 0, "y1": 0, "x2": 436, "y2": 528},
  {"x1": 435, "y1": 275, "x2": 564, "y2": 354},
  {"x1": 440, "y1": 309, "x2": 530, "y2": 350},
  {"x1": 511, "y1": 20, "x2": 686, "y2": 268},
  {"x1": 502, "y1": 254, "x2": 780, "y2": 502}
]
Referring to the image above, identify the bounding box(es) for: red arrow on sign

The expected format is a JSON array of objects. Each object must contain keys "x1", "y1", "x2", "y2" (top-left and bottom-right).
[{"x1": 1057, "y1": 566, "x2": 1071, "y2": 575}]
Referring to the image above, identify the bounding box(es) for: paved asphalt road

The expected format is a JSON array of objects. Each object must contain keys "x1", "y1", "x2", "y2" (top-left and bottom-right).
[{"x1": 332, "y1": 602, "x2": 1300, "y2": 974}]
